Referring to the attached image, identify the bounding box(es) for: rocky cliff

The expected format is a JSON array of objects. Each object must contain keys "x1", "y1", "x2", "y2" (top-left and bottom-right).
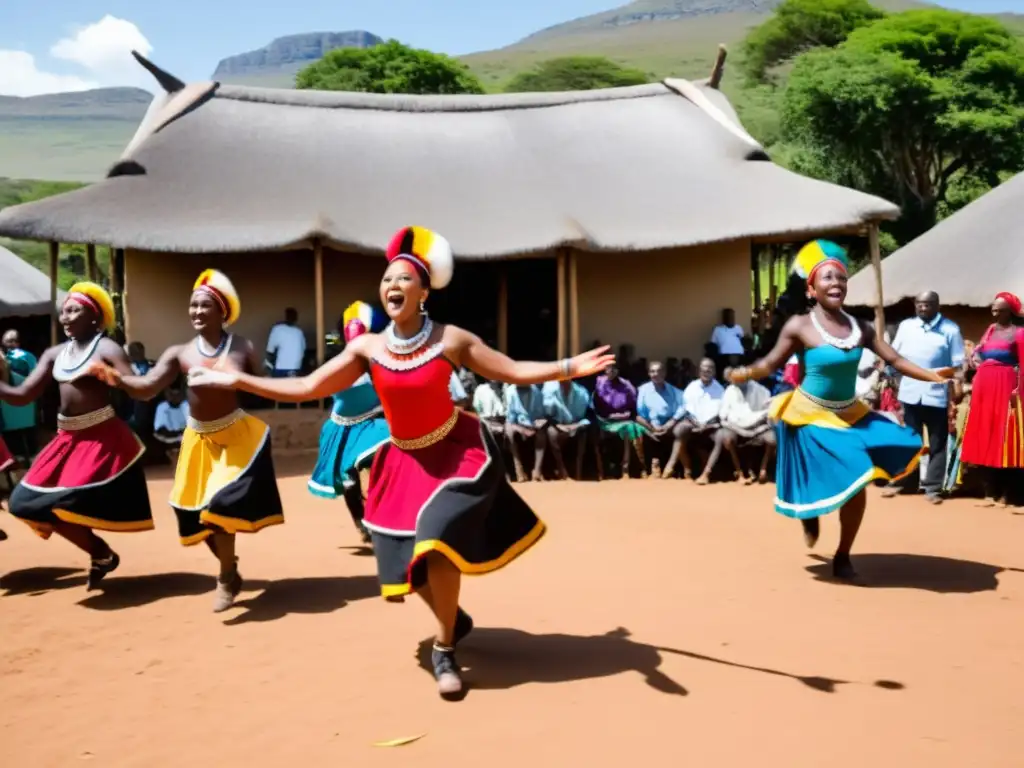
[{"x1": 211, "y1": 31, "x2": 383, "y2": 80}]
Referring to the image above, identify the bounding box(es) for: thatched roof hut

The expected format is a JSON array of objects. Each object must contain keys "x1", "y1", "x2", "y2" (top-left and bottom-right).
[{"x1": 0, "y1": 244, "x2": 64, "y2": 318}]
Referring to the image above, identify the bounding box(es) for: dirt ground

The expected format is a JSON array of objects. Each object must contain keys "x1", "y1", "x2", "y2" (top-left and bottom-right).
[{"x1": 2, "y1": 460, "x2": 1023, "y2": 767}]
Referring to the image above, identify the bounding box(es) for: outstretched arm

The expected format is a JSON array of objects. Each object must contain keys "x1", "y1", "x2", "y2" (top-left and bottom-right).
[
  {"x1": 452, "y1": 327, "x2": 613, "y2": 385},
  {"x1": 91, "y1": 344, "x2": 183, "y2": 400},
  {"x1": 0, "y1": 346, "x2": 57, "y2": 406},
  {"x1": 868, "y1": 324, "x2": 954, "y2": 383},
  {"x1": 728, "y1": 316, "x2": 803, "y2": 383},
  {"x1": 189, "y1": 335, "x2": 371, "y2": 402}
]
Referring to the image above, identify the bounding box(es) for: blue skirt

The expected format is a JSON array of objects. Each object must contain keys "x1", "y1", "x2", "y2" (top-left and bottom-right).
[
  {"x1": 307, "y1": 413, "x2": 390, "y2": 499},
  {"x1": 771, "y1": 389, "x2": 925, "y2": 519}
]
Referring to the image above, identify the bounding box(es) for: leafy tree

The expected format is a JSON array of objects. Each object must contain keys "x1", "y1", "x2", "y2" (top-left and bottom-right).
[
  {"x1": 742, "y1": 0, "x2": 885, "y2": 83},
  {"x1": 295, "y1": 39, "x2": 484, "y2": 95},
  {"x1": 503, "y1": 56, "x2": 649, "y2": 93},
  {"x1": 782, "y1": 10, "x2": 1024, "y2": 243}
]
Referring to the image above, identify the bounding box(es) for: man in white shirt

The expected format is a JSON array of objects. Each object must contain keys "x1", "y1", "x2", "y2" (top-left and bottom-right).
[
  {"x1": 675, "y1": 358, "x2": 725, "y2": 481},
  {"x1": 710, "y1": 308, "x2": 746, "y2": 369},
  {"x1": 473, "y1": 379, "x2": 507, "y2": 440},
  {"x1": 266, "y1": 308, "x2": 307, "y2": 377},
  {"x1": 153, "y1": 387, "x2": 190, "y2": 446},
  {"x1": 882, "y1": 292, "x2": 964, "y2": 504}
]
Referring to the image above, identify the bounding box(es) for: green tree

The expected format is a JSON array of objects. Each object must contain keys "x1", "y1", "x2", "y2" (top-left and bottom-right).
[
  {"x1": 503, "y1": 56, "x2": 649, "y2": 93},
  {"x1": 782, "y1": 10, "x2": 1024, "y2": 243},
  {"x1": 295, "y1": 39, "x2": 484, "y2": 94},
  {"x1": 742, "y1": 0, "x2": 885, "y2": 83}
]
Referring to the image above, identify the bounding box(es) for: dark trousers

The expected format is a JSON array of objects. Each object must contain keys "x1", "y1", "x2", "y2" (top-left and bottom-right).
[{"x1": 893, "y1": 403, "x2": 948, "y2": 495}]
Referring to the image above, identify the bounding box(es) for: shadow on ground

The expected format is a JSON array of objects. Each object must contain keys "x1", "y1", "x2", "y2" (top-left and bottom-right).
[
  {"x1": 415, "y1": 626, "x2": 898, "y2": 701},
  {"x1": 805, "y1": 553, "x2": 1019, "y2": 593},
  {"x1": 222, "y1": 574, "x2": 379, "y2": 626},
  {"x1": 1, "y1": 566, "x2": 87, "y2": 596},
  {"x1": 77, "y1": 572, "x2": 216, "y2": 609}
]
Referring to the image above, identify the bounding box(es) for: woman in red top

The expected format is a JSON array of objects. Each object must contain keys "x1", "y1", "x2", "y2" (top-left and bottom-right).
[{"x1": 189, "y1": 226, "x2": 613, "y2": 698}]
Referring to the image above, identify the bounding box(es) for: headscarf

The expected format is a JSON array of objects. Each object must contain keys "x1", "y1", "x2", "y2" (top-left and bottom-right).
[
  {"x1": 385, "y1": 226, "x2": 454, "y2": 289},
  {"x1": 995, "y1": 292, "x2": 1022, "y2": 316},
  {"x1": 193, "y1": 270, "x2": 241, "y2": 326},
  {"x1": 792, "y1": 239, "x2": 850, "y2": 287},
  {"x1": 342, "y1": 301, "x2": 385, "y2": 342},
  {"x1": 65, "y1": 282, "x2": 115, "y2": 330}
]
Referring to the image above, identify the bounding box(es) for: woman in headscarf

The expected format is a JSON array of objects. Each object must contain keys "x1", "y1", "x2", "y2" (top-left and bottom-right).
[
  {"x1": 307, "y1": 301, "x2": 390, "y2": 543},
  {"x1": 188, "y1": 225, "x2": 612, "y2": 699},
  {"x1": 0, "y1": 283, "x2": 153, "y2": 583},
  {"x1": 959, "y1": 293, "x2": 1024, "y2": 507},
  {"x1": 727, "y1": 241, "x2": 954, "y2": 580},
  {"x1": 591, "y1": 360, "x2": 649, "y2": 478}
]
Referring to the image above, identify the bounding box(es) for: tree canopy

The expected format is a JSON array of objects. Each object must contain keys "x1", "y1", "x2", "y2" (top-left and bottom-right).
[
  {"x1": 503, "y1": 56, "x2": 649, "y2": 93},
  {"x1": 742, "y1": 0, "x2": 885, "y2": 83},
  {"x1": 782, "y1": 9, "x2": 1024, "y2": 242},
  {"x1": 295, "y1": 39, "x2": 485, "y2": 95}
]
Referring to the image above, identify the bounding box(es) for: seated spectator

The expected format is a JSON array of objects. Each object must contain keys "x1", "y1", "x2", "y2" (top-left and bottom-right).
[
  {"x1": 504, "y1": 383, "x2": 547, "y2": 482},
  {"x1": 153, "y1": 386, "x2": 190, "y2": 446},
  {"x1": 449, "y1": 370, "x2": 471, "y2": 410},
  {"x1": 679, "y1": 358, "x2": 726, "y2": 482},
  {"x1": 542, "y1": 379, "x2": 591, "y2": 480},
  {"x1": 126, "y1": 341, "x2": 158, "y2": 435},
  {"x1": 636, "y1": 360, "x2": 686, "y2": 479},
  {"x1": 473, "y1": 379, "x2": 507, "y2": 440},
  {"x1": 458, "y1": 367, "x2": 478, "y2": 402},
  {"x1": 592, "y1": 361, "x2": 647, "y2": 479},
  {"x1": 710, "y1": 307, "x2": 746, "y2": 370},
  {"x1": 702, "y1": 368, "x2": 775, "y2": 484}
]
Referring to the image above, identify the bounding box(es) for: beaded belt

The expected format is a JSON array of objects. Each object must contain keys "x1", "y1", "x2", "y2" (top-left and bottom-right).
[
  {"x1": 57, "y1": 405, "x2": 115, "y2": 432},
  {"x1": 331, "y1": 406, "x2": 383, "y2": 427},
  {"x1": 390, "y1": 409, "x2": 459, "y2": 450},
  {"x1": 188, "y1": 409, "x2": 244, "y2": 435},
  {"x1": 798, "y1": 388, "x2": 856, "y2": 412}
]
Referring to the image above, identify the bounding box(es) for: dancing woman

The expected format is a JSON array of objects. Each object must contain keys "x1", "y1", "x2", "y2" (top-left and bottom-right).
[
  {"x1": 0, "y1": 283, "x2": 153, "y2": 585},
  {"x1": 959, "y1": 292, "x2": 1024, "y2": 507},
  {"x1": 307, "y1": 301, "x2": 390, "y2": 543},
  {"x1": 727, "y1": 241, "x2": 954, "y2": 579},
  {"x1": 189, "y1": 226, "x2": 613, "y2": 698},
  {"x1": 89, "y1": 271, "x2": 283, "y2": 611}
]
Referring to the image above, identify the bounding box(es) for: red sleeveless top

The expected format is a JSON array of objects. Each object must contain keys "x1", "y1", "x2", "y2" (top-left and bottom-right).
[{"x1": 369, "y1": 344, "x2": 456, "y2": 442}]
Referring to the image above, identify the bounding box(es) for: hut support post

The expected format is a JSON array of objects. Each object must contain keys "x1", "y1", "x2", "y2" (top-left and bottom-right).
[
  {"x1": 868, "y1": 222, "x2": 885, "y2": 338},
  {"x1": 497, "y1": 266, "x2": 508, "y2": 355},
  {"x1": 86, "y1": 243, "x2": 98, "y2": 283},
  {"x1": 556, "y1": 251, "x2": 567, "y2": 359},
  {"x1": 49, "y1": 241, "x2": 59, "y2": 346},
  {"x1": 709, "y1": 45, "x2": 728, "y2": 89},
  {"x1": 751, "y1": 244, "x2": 762, "y2": 334},
  {"x1": 568, "y1": 251, "x2": 580, "y2": 356},
  {"x1": 314, "y1": 239, "x2": 325, "y2": 409}
]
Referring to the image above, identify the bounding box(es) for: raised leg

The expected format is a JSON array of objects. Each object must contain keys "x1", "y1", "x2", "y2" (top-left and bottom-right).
[
  {"x1": 52, "y1": 521, "x2": 118, "y2": 590},
  {"x1": 422, "y1": 552, "x2": 463, "y2": 698}
]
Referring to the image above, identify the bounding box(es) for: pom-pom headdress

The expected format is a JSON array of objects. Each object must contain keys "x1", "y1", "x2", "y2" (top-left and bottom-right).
[
  {"x1": 792, "y1": 239, "x2": 850, "y2": 287},
  {"x1": 995, "y1": 291, "x2": 1023, "y2": 316},
  {"x1": 65, "y1": 282, "x2": 115, "y2": 331},
  {"x1": 193, "y1": 269, "x2": 240, "y2": 326},
  {"x1": 385, "y1": 226, "x2": 454, "y2": 289},
  {"x1": 342, "y1": 301, "x2": 385, "y2": 342}
]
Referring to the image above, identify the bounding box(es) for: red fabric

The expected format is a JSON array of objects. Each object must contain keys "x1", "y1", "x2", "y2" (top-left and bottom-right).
[
  {"x1": 0, "y1": 436, "x2": 13, "y2": 472},
  {"x1": 879, "y1": 387, "x2": 901, "y2": 414},
  {"x1": 364, "y1": 411, "x2": 487, "y2": 533},
  {"x1": 371, "y1": 355, "x2": 456, "y2": 441},
  {"x1": 22, "y1": 417, "x2": 143, "y2": 489},
  {"x1": 996, "y1": 292, "x2": 1022, "y2": 316},
  {"x1": 782, "y1": 361, "x2": 801, "y2": 389},
  {"x1": 344, "y1": 319, "x2": 366, "y2": 342},
  {"x1": 961, "y1": 364, "x2": 1020, "y2": 468}
]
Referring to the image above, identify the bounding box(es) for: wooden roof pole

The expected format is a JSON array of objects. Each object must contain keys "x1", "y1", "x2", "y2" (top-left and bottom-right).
[
  {"x1": 497, "y1": 265, "x2": 508, "y2": 355},
  {"x1": 49, "y1": 241, "x2": 59, "y2": 346},
  {"x1": 709, "y1": 45, "x2": 728, "y2": 89},
  {"x1": 86, "y1": 243, "x2": 98, "y2": 283},
  {"x1": 868, "y1": 221, "x2": 885, "y2": 338},
  {"x1": 556, "y1": 250, "x2": 567, "y2": 360},
  {"x1": 314, "y1": 239, "x2": 325, "y2": 367},
  {"x1": 568, "y1": 250, "x2": 580, "y2": 356}
]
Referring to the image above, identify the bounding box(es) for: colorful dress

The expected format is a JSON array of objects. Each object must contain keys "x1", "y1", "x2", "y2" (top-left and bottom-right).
[
  {"x1": 363, "y1": 344, "x2": 546, "y2": 598},
  {"x1": 7, "y1": 337, "x2": 153, "y2": 538},
  {"x1": 592, "y1": 374, "x2": 648, "y2": 440},
  {"x1": 960, "y1": 326, "x2": 1024, "y2": 469},
  {"x1": 770, "y1": 344, "x2": 925, "y2": 519},
  {"x1": 308, "y1": 373, "x2": 389, "y2": 499},
  {"x1": 0, "y1": 436, "x2": 13, "y2": 473}
]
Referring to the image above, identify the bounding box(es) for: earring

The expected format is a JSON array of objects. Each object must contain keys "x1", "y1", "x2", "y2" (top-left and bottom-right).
[{"x1": 419, "y1": 300, "x2": 427, "y2": 316}]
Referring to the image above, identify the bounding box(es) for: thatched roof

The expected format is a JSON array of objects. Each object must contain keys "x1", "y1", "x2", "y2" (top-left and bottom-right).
[
  {"x1": 0, "y1": 56, "x2": 899, "y2": 259},
  {"x1": 846, "y1": 173, "x2": 1024, "y2": 308},
  {"x1": 0, "y1": 245, "x2": 63, "y2": 318}
]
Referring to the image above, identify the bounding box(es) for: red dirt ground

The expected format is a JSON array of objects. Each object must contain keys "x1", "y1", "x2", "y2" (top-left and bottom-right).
[{"x1": 2, "y1": 461, "x2": 1023, "y2": 767}]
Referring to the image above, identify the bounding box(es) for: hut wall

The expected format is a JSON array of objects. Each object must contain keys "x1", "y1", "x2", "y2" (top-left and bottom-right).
[
  {"x1": 576, "y1": 239, "x2": 751, "y2": 363},
  {"x1": 123, "y1": 248, "x2": 381, "y2": 354}
]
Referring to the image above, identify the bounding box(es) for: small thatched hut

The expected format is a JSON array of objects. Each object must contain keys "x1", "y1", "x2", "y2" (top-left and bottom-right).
[
  {"x1": 0, "y1": 54, "x2": 897, "y2": 367},
  {"x1": 0, "y1": 244, "x2": 66, "y2": 354},
  {"x1": 846, "y1": 173, "x2": 1024, "y2": 342}
]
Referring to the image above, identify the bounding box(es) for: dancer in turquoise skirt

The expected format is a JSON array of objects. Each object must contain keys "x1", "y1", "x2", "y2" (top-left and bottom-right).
[
  {"x1": 728, "y1": 240, "x2": 955, "y2": 579},
  {"x1": 307, "y1": 302, "x2": 389, "y2": 543}
]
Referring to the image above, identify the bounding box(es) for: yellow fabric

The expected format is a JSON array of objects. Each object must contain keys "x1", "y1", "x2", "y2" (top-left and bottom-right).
[
  {"x1": 67, "y1": 281, "x2": 115, "y2": 330},
  {"x1": 169, "y1": 413, "x2": 267, "y2": 511},
  {"x1": 769, "y1": 388, "x2": 870, "y2": 429},
  {"x1": 193, "y1": 269, "x2": 241, "y2": 326}
]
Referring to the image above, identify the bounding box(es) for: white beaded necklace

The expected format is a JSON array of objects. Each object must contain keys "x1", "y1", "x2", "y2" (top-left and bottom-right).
[
  {"x1": 53, "y1": 334, "x2": 103, "y2": 382},
  {"x1": 385, "y1": 317, "x2": 433, "y2": 356},
  {"x1": 810, "y1": 308, "x2": 862, "y2": 350}
]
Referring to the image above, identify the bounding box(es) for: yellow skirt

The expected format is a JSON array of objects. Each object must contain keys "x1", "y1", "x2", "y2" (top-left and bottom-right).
[{"x1": 168, "y1": 412, "x2": 284, "y2": 546}]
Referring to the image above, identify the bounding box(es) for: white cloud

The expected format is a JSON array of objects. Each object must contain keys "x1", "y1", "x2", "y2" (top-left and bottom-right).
[{"x1": 0, "y1": 16, "x2": 153, "y2": 97}]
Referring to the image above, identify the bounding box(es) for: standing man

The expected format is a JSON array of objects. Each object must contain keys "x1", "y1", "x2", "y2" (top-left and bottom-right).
[
  {"x1": 882, "y1": 291, "x2": 964, "y2": 505},
  {"x1": 710, "y1": 308, "x2": 746, "y2": 371},
  {"x1": 265, "y1": 308, "x2": 307, "y2": 378},
  {"x1": 1, "y1": 329, "x2": 39, "y2": 462}
]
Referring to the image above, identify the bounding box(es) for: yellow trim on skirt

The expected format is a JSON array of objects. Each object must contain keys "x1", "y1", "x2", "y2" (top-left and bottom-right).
[{"x1": 769, "y1": 388, "x2": 870, "y2": 428}]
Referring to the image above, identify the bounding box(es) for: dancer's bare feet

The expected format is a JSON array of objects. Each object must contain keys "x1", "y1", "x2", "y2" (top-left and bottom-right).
[
  {"x1": 832, "y1": 552, "x2": 858, "y2": 581},
  {"x1": 695, "y1": 474, "x2": 710, "y2": 486},
  {"x1": 801, "y1": 518, "x2": 820, "y2": 549}
]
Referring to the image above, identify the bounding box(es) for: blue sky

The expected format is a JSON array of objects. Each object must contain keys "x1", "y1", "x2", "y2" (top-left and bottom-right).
[{"x1": 0, "y1": 0, "x2": 1019, "y2": 95}]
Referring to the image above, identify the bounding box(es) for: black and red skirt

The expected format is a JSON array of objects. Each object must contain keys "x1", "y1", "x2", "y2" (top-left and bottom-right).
[
  {"x1": 363, "y1": 410, "x2": 546, "y2": 598},
  {"x1": 8, "y1": 406, "x2": 154, "y2": 538}
]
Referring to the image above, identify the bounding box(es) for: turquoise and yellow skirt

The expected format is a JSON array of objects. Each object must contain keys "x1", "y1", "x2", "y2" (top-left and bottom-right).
[
  {"x1": 771, "y1": 389, "x2": 925, "y2": 519},
  {"x1": 307, "y1": 409, "x2": 389, "y2": 499}
]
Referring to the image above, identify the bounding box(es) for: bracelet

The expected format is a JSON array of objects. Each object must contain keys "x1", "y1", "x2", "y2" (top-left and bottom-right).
[{"x1": 557, "y1": 358, "x2": 572, "y2": 380}]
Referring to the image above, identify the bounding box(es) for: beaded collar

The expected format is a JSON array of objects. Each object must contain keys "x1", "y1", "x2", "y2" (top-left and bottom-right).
[{"x1": 53, "y1": 334, "x2": 103, "y2": 383}]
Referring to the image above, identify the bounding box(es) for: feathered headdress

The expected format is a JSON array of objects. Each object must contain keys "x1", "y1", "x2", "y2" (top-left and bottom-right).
[
  {"x1": 65, "y1": 282, "x2": 115, "y2": 331},
  {"x1": 792, "y1": 239, "x2": 850, "y2": 286},
  {"x1": 342, "y1": 301, "x2": 385, "y2": 341},
  {"x1": 193, "y1": 269, "x2": 241, "y2": 326},
  {"x1": 384, "y1": 225, "x2": 454, "y2": 289}
]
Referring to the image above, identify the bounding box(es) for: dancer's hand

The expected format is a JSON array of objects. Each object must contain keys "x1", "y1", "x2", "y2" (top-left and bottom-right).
[
  {"x1": 726, "y1": 367, "x2": 751, "y2": 384},
  {"x1": 86, "y1": 361, "x2": 121, "y2": 387},
  {"x1": 569, "y1": 346, "x2": 615, "y2": 378},
  {"x1": 187, "y1": 367, "x2": 239, "y2": 389},
  {"x1": 932, "y1": 366, "x2": 958, "y2": 382}
]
